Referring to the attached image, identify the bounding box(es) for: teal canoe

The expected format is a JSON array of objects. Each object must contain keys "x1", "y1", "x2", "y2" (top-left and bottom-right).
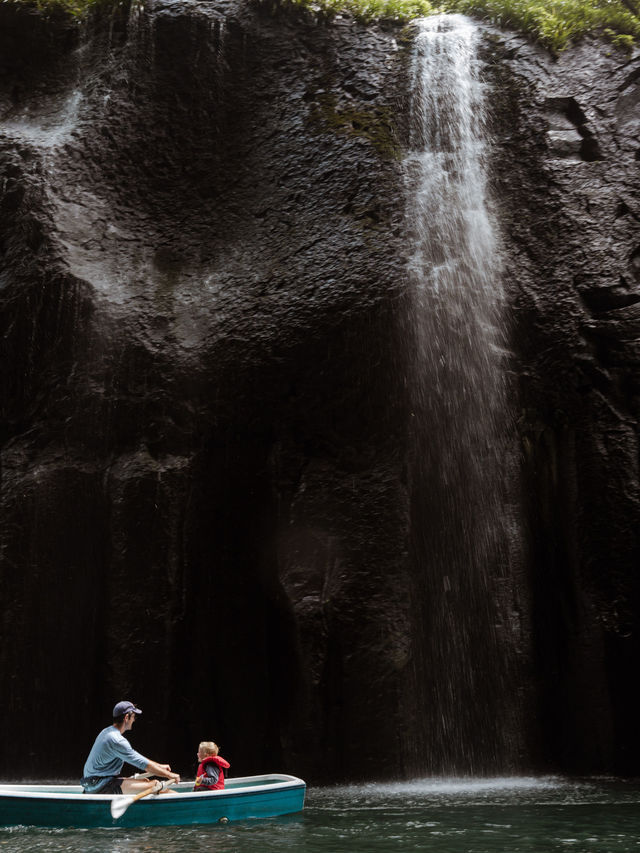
[{"x1": 0, "y1": 774, "x2": 306, "y2": 828}]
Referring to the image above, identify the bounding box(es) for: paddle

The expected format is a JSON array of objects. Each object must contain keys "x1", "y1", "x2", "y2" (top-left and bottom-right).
[{"x1": 110, "y1": 779, "x2": 175, "y2": 820}]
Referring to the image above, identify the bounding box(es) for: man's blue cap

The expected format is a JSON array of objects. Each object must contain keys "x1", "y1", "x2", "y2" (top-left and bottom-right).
[{"x1": 113, "y1": 701, "x2": 142, "y2": 717}]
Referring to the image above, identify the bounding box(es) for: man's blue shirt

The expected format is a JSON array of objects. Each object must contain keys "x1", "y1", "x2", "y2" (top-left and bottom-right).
[{"x1": 83, "y1": 726, "x2": 148, "y2": 778}]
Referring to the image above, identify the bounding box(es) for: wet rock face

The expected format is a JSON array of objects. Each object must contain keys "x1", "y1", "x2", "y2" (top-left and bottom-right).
[
  {"x1": 0, "y1": 0, "x2": 411, "y2": 781},
  {"x1": 0, "y1": 0, "x2": 639, "y2": 781},
  {"x1": 484, "y1": 33, "x2": 640, "y2": 773}
]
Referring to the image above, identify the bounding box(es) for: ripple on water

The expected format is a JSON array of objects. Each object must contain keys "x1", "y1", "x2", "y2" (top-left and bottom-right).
[{"x1": 2, "y1": 778, "x2": 640, "y2": 853}]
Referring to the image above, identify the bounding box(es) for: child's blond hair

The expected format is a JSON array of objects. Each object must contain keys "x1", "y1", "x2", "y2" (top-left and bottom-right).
[{"x1": 198, "y1": 741, "x2": 219, "y2": 757}]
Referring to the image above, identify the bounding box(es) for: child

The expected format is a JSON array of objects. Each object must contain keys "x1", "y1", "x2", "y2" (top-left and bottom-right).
[{"x1": 193, "y1": 741, "x2": 230, "y2": 791}]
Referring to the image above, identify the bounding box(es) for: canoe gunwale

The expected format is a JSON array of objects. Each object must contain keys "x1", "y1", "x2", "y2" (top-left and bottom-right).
[
  {"x1": 0, "y1": 774, "x2": 306, "y2": 827},
  {"x1": 0, "y1": 773, "x2": 304, "y2": 802}
]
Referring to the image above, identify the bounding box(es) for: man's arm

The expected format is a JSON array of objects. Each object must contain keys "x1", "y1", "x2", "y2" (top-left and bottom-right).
[
  {"x1": 144, "y1": 759, "x2": 180, "y2": 783},
  {"x1": 111, "y1": 731, "x2": 180, "y2": 783}
]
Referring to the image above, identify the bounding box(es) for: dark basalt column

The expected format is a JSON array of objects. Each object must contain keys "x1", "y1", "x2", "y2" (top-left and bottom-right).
[
  {"x1": 0, "y1": 0, "x2": 412, "y2": 781},
  {"x1": 484, "y1": 33, "x2": 640, "y2": 773}
]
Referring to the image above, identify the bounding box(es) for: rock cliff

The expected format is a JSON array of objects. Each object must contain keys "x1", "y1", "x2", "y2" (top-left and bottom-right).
[{"x1": 0, "y1": 0, "x2": 638, "y2": 780}]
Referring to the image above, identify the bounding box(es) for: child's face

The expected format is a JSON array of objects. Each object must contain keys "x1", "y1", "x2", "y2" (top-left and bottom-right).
[{"x1": 197, "y1": 748, "x2": 206, "y2": 761}]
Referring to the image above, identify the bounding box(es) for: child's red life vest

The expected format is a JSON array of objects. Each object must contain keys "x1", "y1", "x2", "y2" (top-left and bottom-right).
[{"x1": 194, "y1": 754, "x2": 230, "y2": 791}]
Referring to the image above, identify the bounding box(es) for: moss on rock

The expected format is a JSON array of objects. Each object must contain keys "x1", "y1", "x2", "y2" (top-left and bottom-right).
[{"x1": 309, "y1": 92, "x2": 401, "y2": 160}]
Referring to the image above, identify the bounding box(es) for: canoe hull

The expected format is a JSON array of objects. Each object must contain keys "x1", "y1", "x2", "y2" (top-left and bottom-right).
[{"x1": 0, "y1": 775, "x2": 306, "y2": 828}]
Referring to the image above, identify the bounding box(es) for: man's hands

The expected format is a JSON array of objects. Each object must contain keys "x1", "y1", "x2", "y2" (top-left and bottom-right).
[{"x1": 146, "y1": 760, "x2": 180, "y2": 783}]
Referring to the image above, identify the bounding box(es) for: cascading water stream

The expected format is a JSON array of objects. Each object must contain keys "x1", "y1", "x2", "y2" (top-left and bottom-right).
[{"x1": 404, "y1": 15, "x2": 526, "y2": 774}]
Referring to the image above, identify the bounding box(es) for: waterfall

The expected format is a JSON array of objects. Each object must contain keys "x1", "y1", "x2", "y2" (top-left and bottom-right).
[{"x1": 404, "y1": 15, "x2": 526, "y2": 774}]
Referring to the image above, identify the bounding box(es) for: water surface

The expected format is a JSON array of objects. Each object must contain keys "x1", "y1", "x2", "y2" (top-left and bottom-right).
[{"x1": 2, "y1": 777, "x2": 639, "y2": 852}]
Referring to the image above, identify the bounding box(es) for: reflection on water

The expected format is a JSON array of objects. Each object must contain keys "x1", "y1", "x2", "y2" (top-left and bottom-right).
[{"x1": 1, "y1": 778, "x2": 640, "y2": 853}]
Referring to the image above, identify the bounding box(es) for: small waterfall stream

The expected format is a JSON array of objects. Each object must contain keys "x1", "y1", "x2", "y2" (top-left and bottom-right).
[{"x1": 404, "y1": 15, "x2": 526, "y2": 774}]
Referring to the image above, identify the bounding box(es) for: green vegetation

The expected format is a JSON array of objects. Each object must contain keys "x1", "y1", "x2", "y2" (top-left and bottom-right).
[
  {"x1": 6, "y1": 0, "x2": 127, "y2": 19},
  {"x1": 451, "y1": 0, "x2": 640, "y2": 51},
  {"x1": 7, "y1": 0, "x2": 640, "y2": 51},
  {"x1": 290, "y1": 0, "x2": 640, "y2": 51}
]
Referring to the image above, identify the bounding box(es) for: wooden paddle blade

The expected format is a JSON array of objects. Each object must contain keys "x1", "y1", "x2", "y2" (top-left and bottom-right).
[
  {"x1": 110, "y1": 780, "x2": 170, "y2": 820},
  {"x1": 111, "y1": 784, "x2": 155, "y2": 819},
  {"x1": 110, "y1": 795, "x2": 134, "y2": 819}
]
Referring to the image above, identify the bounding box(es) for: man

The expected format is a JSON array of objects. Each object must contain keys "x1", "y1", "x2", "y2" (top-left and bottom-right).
[{"x1": 81, "y1": 700, "x2": 180, "y2": 794}]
